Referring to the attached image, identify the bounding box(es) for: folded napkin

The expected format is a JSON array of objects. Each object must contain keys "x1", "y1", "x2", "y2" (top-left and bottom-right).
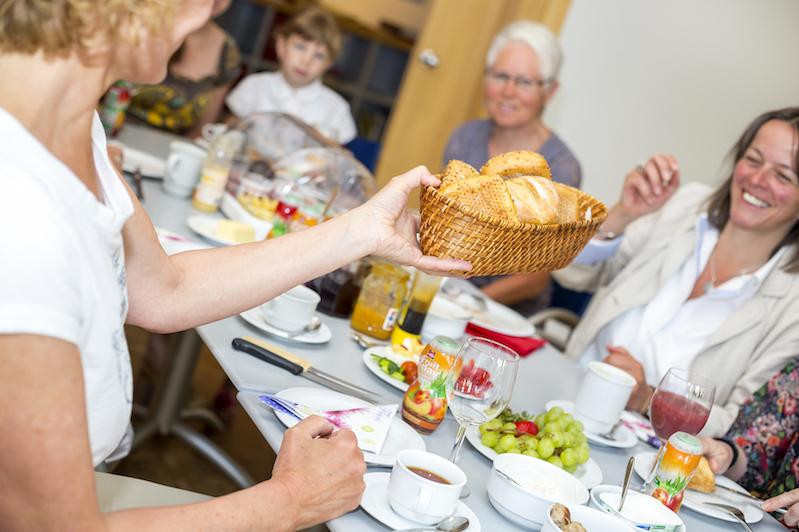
[
  {"x1": 465, "y1": 322, "x2": 546, "y2": 357},
  {"x1": 259, "y1": 395, "x2": 397, "y2": 454}
]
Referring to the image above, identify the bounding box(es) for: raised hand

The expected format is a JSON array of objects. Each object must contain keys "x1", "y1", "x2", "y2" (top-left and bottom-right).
[{"x1": 618, "y1": 154, "x2": 680, "y2": 221}]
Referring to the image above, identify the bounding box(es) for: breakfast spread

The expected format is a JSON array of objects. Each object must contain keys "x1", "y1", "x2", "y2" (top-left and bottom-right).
[
  {"x1": 437, "y1": 151, "x2": 585, "y2": 226},
  {"x1": 479, "y1": 407, "x2": 590, "y2": 473},
  {"x1": 549, "y1": 503, "x2": 587, "y2": 532}
]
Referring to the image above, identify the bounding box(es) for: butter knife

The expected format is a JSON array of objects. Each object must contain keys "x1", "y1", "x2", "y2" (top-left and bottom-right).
[{"x1": 232, "y1": 336, "x2": 382, "y2": 404}]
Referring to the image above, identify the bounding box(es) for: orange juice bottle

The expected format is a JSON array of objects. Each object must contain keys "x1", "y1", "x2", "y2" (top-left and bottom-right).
[
  {"x1": 649, "y1": 431, "x2": 702, "y2": 512},
  {"x1": 401, "y1": 336, "x2": 461, "y2": 434}
]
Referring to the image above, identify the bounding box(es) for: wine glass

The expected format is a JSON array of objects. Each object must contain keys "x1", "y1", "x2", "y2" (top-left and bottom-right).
[
  {"x1": 643, "y1": 367, "x2": 716, "y2": 489},
  {"x1": 447, "y1": 337, "x2": 520, "y2": 465}
]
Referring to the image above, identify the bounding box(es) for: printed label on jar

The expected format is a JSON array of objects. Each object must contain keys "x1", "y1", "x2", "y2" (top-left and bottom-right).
[{"x1": 382, "y1": 307, "x2": 399, "y2": 331}]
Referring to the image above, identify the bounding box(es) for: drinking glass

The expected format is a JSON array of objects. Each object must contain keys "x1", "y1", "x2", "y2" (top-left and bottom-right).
[
  {"x1": 447, "y1": 337, "x2": 520, "y2": 464},
  {"x1": 643, "y1": 367, "x2": 715, "y2": 489}
]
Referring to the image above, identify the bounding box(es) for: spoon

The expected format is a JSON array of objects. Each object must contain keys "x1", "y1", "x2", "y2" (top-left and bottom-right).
[
  {"x1": 286, "y1": 316, "x2": 321, "y2": 338},
  {"x1": 618, "y1": 456, "x2": 635, "y2": 513},
  {"x1": 600, "y1": 420, "x2": 621, "y2": 441},
  {"x1": 350, "y1": 331, "x2": 382, "y2": 349},
  {"x1": 395, "y1": 515, "x2": 470, "y2": 532}
]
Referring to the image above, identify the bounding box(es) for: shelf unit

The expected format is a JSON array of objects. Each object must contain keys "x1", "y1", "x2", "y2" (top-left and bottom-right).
[{"x1": 217, "y1": 0, "x2": 415, "y2": 143}]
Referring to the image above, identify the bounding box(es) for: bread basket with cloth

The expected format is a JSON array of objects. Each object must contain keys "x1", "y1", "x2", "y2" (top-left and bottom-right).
[{"x1": 420, "y1": 151, "x2": 607, "y2": 276}]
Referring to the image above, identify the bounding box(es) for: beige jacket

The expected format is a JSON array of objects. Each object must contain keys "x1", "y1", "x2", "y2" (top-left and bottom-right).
[{"x1": 554, "y1": 183, "x2": 799, "y2": 437}]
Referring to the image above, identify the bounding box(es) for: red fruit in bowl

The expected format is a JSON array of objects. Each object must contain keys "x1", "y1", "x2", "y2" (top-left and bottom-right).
[{"x1": 515, "y1": 420, "x2": 539, "y2": 436}]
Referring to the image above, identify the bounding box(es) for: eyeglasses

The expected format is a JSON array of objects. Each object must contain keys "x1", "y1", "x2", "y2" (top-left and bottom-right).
[{"x1": 485, "y1": 70, "x2": 550, "y2": 92}]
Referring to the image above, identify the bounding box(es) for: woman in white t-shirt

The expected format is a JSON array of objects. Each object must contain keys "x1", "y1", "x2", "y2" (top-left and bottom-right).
[
  {"x1": 0, "y1": 2, "x2": 467, "y2": 530},
  {"x1": 225, "y1": 6, "x2": 357, "y2": 144}
]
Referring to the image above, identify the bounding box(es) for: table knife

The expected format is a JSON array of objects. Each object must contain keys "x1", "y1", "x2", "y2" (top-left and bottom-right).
[
  {"x1": 232, "y1": 336, "x2": 382, "y2": 404},
  {"x1": 712, "y1": 483, "x2": 786, "y2": 513}
]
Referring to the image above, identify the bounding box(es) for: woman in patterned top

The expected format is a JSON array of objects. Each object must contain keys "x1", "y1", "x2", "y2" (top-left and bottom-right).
[
  {"x1": 128, "y1": 0, "x2": 240, "y2": 135},
  {"x1": 702, "y1": 359, "x2": 799, "y2": 527}
]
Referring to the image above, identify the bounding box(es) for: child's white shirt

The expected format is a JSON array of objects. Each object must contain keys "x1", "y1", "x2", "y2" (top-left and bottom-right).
[{"x1": 226, "y1": 71, "x2": 357, "y2": 144}]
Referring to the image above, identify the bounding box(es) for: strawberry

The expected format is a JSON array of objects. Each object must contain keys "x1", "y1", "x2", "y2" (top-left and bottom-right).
[{"x1": 515, "y1": 420, "x2": 539, "y2": 436}]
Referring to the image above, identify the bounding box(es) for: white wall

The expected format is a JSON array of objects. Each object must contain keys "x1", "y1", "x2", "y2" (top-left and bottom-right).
[{"x1": 545, "y1": 0, "x2": 799, "y2": 205}]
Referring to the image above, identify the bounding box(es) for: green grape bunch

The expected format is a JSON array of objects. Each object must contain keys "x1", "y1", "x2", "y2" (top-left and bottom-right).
[{"x1": 479, "y1": 406, "x2": 590, "y2": 474}]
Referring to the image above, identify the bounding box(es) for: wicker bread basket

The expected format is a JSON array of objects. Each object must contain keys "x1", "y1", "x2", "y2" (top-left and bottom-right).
[{"x1": 419, "y1": 185, "x2": 608, "y2": 276}]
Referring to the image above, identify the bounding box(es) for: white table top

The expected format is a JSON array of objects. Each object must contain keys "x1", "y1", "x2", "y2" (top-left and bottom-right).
[{"x1": 123, "y1": 123, "x2": 783, "y2": 532}]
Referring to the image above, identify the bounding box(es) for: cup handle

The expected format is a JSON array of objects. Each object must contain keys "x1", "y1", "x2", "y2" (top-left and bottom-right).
[
  {"x1": 166, "y1": 153, "x2": 181, "y2": 177},
  {"x1": 415, "y1": 484, "x2": 433, "y2": 513}
]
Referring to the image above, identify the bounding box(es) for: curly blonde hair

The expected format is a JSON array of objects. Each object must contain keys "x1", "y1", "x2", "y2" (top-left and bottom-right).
[{"x1": 0, "y1": 0, "x2": 174, "y2": 56}]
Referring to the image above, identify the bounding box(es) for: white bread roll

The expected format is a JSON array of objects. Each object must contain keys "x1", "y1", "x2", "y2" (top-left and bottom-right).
[{"x1": 505, "y1": 176, "x2": 559, "y2": 224}]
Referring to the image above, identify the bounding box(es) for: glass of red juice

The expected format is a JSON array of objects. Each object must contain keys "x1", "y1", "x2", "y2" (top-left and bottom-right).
[{"x1": 643, "y1": 368, "x2": 715, "y2": 489}]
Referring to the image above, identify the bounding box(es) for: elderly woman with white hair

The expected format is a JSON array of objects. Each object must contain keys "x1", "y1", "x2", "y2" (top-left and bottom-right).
[{"x1": 443, "y1": 20, "x2": 581, "y2": 317}]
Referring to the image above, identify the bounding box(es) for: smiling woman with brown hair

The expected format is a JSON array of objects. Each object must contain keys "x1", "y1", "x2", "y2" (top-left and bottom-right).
[
  {"x1": 0, "y1": 1, "x2": 467, "y2": 529},
  {"x1": 556, "y1": 107, "x2": 799, "y2": 437}
]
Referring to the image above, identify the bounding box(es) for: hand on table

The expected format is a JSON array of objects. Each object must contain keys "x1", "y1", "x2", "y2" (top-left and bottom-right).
[
  {"x1": 763, "y1": 488, "x2": 799, "y2": 526},
  {"x1": 358, "y1": 166, "x2": 471, "y2": 275},
  {"x1": 271, "y1": 415, "x2": 366, "y2": 529},
  {"x1": 616, "y1": 154, "x2": 680, "y2": 221},
  {"x1": 603, "y1": 345, "x2": 651, "y2": 413}
]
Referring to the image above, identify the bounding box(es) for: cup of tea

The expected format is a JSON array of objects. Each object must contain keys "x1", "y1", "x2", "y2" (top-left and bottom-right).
[
  {"x1": 574, "y1": 361, "x2": 636, "y2": 434},
  {"x1": 163, "y1": 140, "x2": 206, "y2": 198},
  {"x1": 260, "y1": 285, "x2": 321, "y2": 333},
  {"x1": 387, "y1": 449, "x2": 467, "y2": 524}
]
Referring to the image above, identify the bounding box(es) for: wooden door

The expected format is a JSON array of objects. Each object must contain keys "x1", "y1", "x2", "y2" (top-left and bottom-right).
[{"x1": 374, "y1": 0, "x2": 571, "y2": 202}]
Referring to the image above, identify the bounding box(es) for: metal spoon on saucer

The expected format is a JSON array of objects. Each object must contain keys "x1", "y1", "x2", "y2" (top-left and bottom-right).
[
  {"x1": 395, "y1": 515, "x2": 470, "y2": 532},
  {"x1": 618, "y1": 456, "x2": 635, "y2": 513}
]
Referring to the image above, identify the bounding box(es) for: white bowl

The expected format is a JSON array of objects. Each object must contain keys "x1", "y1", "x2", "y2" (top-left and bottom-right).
[
  {"x1": 420, "y1": 297, "x2": 470, "y2": 342},
  {"x1": 542, "y1": 502, "x2": 637, "y2": 532},
  {"x1": 590, "y1": 484, "x2": 685, "y2": 532},
  {"x1": 487, "y1": 454, "x2": 589, "y2": 529}
]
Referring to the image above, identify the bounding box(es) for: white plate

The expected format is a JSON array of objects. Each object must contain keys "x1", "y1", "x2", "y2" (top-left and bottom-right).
[
  {"x1": 108, "y1": 142, "x2": 167, "y2": 178},
  {"x1": 545, "y1": 399, "x2": 638, "y2": 449},
  {"x1": 186, "y1": 215, "x2": 257, "y2": 246},
  {"x1": 240, "y1": 308, "x2": 332, "y2": 345},
  {"x1": 273, "y1": 387, "x2": 424, "y2": 466},
  {"x1": 470, "y1": 297, "x2": 534, "y2": 337},
  {"x1": 362, "y1": 346, "x2": 412, "y2": 392},
  {"x1": 465, "y1": 425, "x2": 603, "y2": 489},
  {"x1": 633, "y1": 451, "x2": 764, "y2": 524},
  {"x1": 360, "y1": 472, "x2": 481, "y2": 531}
]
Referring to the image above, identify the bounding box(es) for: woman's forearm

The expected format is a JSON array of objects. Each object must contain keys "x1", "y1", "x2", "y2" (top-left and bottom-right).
[
  {"x1": 481, "y1": 272, "x2": 550, "y2": 306},
  {"x1": 128, "y1": 208, "x2": 373, "y2": 333}
]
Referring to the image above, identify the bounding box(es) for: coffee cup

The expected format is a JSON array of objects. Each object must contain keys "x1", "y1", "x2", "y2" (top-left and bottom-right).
[
  {"x1": 387, "y1": 449, "x2": 466, "y2": 525},
  {"x1": 574, "y1": 361, "x2": 636, "y2": 434},
  {"x1": 163, "y1": 140, "x2": 206, "y2": 198},
  {"x1": 260, "y1": 285, "x2": 321, "y2": 333}
]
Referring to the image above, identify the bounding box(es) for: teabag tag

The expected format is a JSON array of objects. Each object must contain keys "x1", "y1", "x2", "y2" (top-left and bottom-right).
[{"x1": 259, "y1": 395, "x2": 398, "y2": 454}]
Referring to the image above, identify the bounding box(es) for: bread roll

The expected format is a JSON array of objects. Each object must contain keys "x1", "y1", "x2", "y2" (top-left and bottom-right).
[
  {"x1": 687, "y1": 456, "x2": 716, "y2": 493},
  {"x1": 481, "y1": 150, "x2": 552, "y2": 179},
  {"x1": 440, "y1": 159, "x2": 479, "y2": 193},
  {"x1": 440, "y1": 175, "x2": 519, "y2": 223},
  {"x1": 553, "y1": 182, "x2": 579, "y2": 224},
  {"x1": 505, "y1": 175, "x2": 559, "y2": 224}
]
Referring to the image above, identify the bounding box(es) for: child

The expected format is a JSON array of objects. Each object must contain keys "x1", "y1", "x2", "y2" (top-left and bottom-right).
[{"x1": 226, "y1": 6, "x2": 357, "y2": 144}]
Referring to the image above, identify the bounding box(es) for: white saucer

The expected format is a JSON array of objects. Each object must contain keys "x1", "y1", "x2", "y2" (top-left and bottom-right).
[
  {"x1": 465, "y1": 425, "x2": 603, "y2": 489},
  {"x1": 108, "y1": 141, "x2": 166, "y2": 178},
  {"x1": 632, "y1": 451, "x2": 764, "y2": 524},
  {"x1": 186, "y1": 215, "x2": 257, "y2": 246},
  {"x1": 240, "y1": 307, "x2": 332, "y2": 344},
  {"x1": 545, "y1": 399, "x2": 638, "y2": 449},
  {"x1": 360, "y1": 472, "x2": 481, "y2": 531},
  {"x1": 362, "y1": 346, "x2": 411, "y2": 392},
  {"x1": 272, "y1": 388, "x2": 423, "y2": 467}
]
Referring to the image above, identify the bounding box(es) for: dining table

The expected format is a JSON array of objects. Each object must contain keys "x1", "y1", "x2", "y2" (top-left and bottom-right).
[{"x1": 120, "y1": 122, "x2": 785, "y2": 531}]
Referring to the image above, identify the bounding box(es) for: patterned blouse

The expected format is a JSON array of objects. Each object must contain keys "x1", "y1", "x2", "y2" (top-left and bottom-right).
[
  {"x1": 726, "y1": 357, "x2": 799, "y2": 499},
  {"x1": 128, "y1": 33, "x2": 241, "y2": 134}
]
